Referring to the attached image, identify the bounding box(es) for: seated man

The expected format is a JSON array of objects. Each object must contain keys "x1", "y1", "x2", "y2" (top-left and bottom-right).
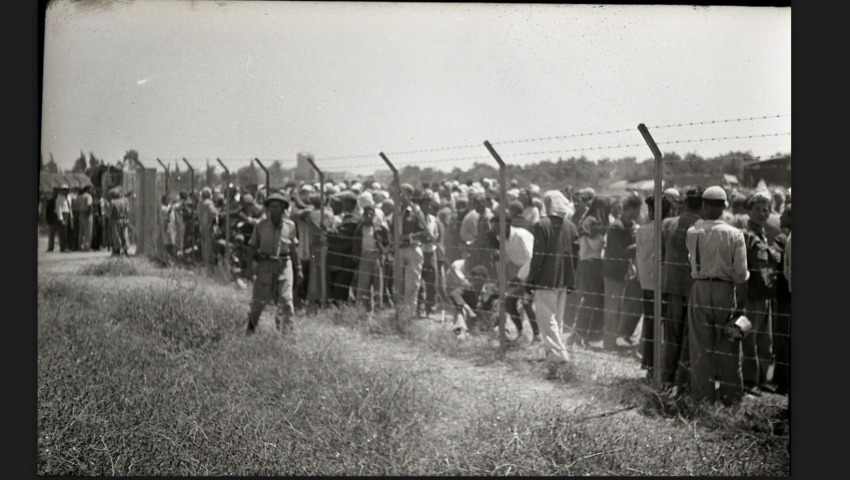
[{"x1": 444, "y1": 261, "x2": 497, "y2": 338}]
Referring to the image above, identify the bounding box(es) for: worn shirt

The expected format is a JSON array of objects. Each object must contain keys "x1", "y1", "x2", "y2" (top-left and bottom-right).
[
  {"x1": 634, "y1": 221, "x2": 660, "y2": 291},
  {"x1": 400, "y1": 205, "x2": 430, "y2": 247},
  {"x1": 460, "y1": 209, "x2": 480, "y2": 244},
  {"x1": 577, "y1": 215, "x2": 605, "y2": 261},
  {"x1": 686, "y1": 219, "x2": 749, "y2": 284},
  {"x1": 526, "y1": 216, "x2": 579, "y2": 290},
  {"x1": 602, "y1": 218, "x2": 636, "y2": 281},
  {"x1": 250, "y1": 218, "x2": 299, "y2": 258},
  {"x1": 74, "y1": 192, "x2": 93, "y2": 215},
  {"x1": 505, "y1": 226, "x2": 535, "y2": 281},
  {"x1": 55, "y1": 192, "x2": 72, "y2": 218},
  {"x1": 662, "y1": 211, "x2": 701, "y2": 296},
  {"x1": 361, "y1": 224, "x2": 378, "y2": 253},
  {"x1": 421, "y1": 213, "x2": 440, "y2": 253},
  {"x1": 743, "y1": 221, "x2": 782, "y2": 300},
  {"x1": 198, "y1": 198, "x2": 218, "y2": 227}
]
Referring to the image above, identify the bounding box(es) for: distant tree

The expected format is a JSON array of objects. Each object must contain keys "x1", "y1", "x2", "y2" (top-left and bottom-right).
[
  {"x1": 72, "y1": 151, "x2": 87, "y2": 173},
  {"x1": 44, "y1": 153, "x2": 59, "y2": 173},
  {"x1": 204, "y1": 160, "x2": 218, "y2": 187},
  {"x1": 88, "y1": 152, "x2": 99, "y2": 172}
]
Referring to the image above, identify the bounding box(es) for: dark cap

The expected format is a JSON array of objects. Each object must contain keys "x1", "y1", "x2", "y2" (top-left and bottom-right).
[{"x1": 264, "y1": 192, "x2": 290, "y2": 208}]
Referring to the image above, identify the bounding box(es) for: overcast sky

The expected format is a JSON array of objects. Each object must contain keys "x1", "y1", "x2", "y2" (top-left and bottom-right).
[{"x1": 41, "y1": 1, "x2": 791, "y2": 175}]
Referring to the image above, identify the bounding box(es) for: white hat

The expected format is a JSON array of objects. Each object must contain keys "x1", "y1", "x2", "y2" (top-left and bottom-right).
[
  {"x1": 300, "y1": 184, "x2": 315, "y2": 192},
  {"x1": 702, "y1": 186, "x2": 728, "y2": 202}
]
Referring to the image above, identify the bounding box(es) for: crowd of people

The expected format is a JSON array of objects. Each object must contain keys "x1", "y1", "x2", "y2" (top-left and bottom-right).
[
  {"x1": 40, "y1": 175, "x2": 792, "y2": 407},
  {"x1": 42, "y1": 183, "x2": 132, "y2": 256}
]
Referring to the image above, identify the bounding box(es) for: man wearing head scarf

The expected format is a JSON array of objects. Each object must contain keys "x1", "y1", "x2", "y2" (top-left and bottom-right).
[{"x1": 525, "y1": 190, "x2": 579, "y2": 380}]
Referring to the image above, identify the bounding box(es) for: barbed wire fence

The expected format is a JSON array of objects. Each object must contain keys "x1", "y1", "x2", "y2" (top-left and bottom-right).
[{"x1": 132, "y1": 113, "x2": 790, "y2": 396}]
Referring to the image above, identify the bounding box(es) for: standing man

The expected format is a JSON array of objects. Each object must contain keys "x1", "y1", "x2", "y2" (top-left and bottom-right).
[
  {"x1": 75, "y1": 185, "x2": 94, "y2": 251},
  {"x1": 396, "y1": 184, "x2": 432, "y2": 320},
  {"x1": 601, "y1": 194, "x2": 643, "y2": 351},
  {"x1": 418, "y1": 197, "x2": 441, "y2": 317},
  {"x1": 109, "y1": 187, "x2": 131, "y2": 256},
  {"x1": 686, "y1": 186, "x2": 749, "y2": 406},
  {"x1": 660, "y1": 186, "x2": 703, "y2": 394},
  {"x1": 326, "y1": 191, "x2": 361, "y2": 305},
  {"x1": 741, "y1": 192, "x2": 782, "y2": 396},
  {"x1": 197, "y1": 187, "x2": 218, "y2": 270},
  {"x1": 525, "y1": 190, "x2": 579, "y2": 380},
  {"x1": 352, "y1": 205, "x2": 390, "y2": 312},
  {"x1": 68, "y1": 186, "x2": 80, "y2": 251},
  {"x1": 245, "y1": 193, "x2": 303, "y2": 336},
  {"x1": 55, "y1": 184, "x2": 73, "y2": 252},
  {"x1": 45, "y1": 188, "x2": 59, "y2": 252}
]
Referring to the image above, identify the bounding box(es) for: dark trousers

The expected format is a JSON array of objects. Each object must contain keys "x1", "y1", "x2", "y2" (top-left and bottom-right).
[
  {"x1": 575, "y1": 259, "x2": 604, "y2": 341},
  {"x1": 662, "y1": 293, "x2": 690, "y2": 389},
  {"x1": 58, "y1": 214, "x2": 71, "y2": 252},
  {"x1": 506, "y1": 282, "x2": 538, "y2": 336},
  {"x1": 640, "y1": 289, "x2": 656, "y2": 371},
  {"x1": 328, "y1": 261, "x2": 355, "y2": 304},
  {"x1": 295, "y1": 259, "x2": 310, "y2": 309},
  {"x1": 69, "y1": 215, "x2": 80, "y2": 251},
  {"x1": 742, "y1": 297, "x2": 773, "y2": 389},
  {"x1": 47, "y1": 220, "x2": 58, "y2": 251},
  {"x1": 773, "y1": 296, "x2": 790, "y2": 394},
  {"x1": 383, "y1": 257, "x2": 395, "y2": 307},
  {"x1": 418, "y1": 250, "x2": 438, "y2": 314}
]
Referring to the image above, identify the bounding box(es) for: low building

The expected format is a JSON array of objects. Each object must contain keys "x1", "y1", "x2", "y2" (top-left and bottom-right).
[{"x1": 742, "y1": 155, "x2": 791, "y2": 188}]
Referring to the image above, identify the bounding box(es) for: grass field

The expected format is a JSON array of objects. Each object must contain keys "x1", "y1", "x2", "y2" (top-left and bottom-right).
[{"x1": 37, "y1": 246, "x2": 790, "y2": 475}]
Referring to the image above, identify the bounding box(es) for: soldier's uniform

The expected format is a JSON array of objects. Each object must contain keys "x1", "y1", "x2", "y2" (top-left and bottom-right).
[{"x1": 246, "y1": 193, "x2": 302, "y2": 335}]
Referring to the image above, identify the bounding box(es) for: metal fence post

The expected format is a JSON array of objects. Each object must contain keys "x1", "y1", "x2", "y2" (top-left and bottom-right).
[
  {"x1": 216, "y1": 158, "x2": 232, "y2": 271},
  {"x1": 182, "y1": 158, "x2": 196, "y2": 262},
  {"x1": 380, "y1": 152, "x2": 402, "y2": 329},
  {"x1": 254, "y1": 158, "x2": 270, "y2": 193},
  {"x1": 305, "y1": 155, "x2": 328, "y2": 307},
  {"x1": 156, "y1": 158, "x2": 170, "y2": 196},
  {"x1": 638, "y1": 124, "x2": 665, "y2": 390},
  {"x1": 483, "y1": 141, "x2": 508, "y2": 355}
]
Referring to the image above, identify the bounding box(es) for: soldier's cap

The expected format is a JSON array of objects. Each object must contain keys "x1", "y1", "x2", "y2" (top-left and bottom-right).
[
  {"x1": 400, "y1": 183, "x2": 415, "y2": 196},
  {"x1": 702, "y1": 186, "x2": 728, "y2": 202},
  {"x1": 264, "y1": 192, "x2": 289, "y2": 208},
  {"x1": 579, "y1": 187, "x2": 596, "y2": 200}
]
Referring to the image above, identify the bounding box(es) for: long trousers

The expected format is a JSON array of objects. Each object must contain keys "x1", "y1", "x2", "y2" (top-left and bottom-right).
[
  {"x1": 397, "y1": 246, "x2": 424, "y2": 318},
  {"x1": 688, "y1": 280, "x2": 743, "y2": 405},
  {"x1": 772, "y1": 296, "x2": 790, "y2": 394},
  {"x1": 355, "y1": 251, "x2": 384, "y2": 311},
  {"x1": 602, "y1": 276, "x2": 643, "y2": 348},
  {"x1": 418, "y1": 250, "x2": 438, "y2": 314},
  {"x1": 506, "y1": 282, "x2": 538, "y2": 336},
  {"x1": 247, "y1": 259, "x2": 294, "y2": 333},
  {"x1": 742, "y1": 297, "x2": 774, "y2": 389},
  {"x1": 575, "y1": 259, "x2": 604, "y2": 340},
  {"x1": 533, "y1": 289, "x2": 571, "y2": 364},
  {"x1": 662, "y1": 293, "x2": 691, "y2": 389},
  {"x1": 78, "y1": 213, "x2": 93, "y2": 251}
]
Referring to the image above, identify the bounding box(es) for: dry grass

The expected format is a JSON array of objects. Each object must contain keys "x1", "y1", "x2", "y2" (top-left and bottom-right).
[{"x1": 37, "y1": 266, "x2": 789, "y2": 476}]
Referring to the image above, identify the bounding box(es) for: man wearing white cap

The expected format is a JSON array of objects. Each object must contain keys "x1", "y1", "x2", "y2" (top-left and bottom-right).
[{"x1": 685, "y1": 186, "x2": 749, "y2": 405}]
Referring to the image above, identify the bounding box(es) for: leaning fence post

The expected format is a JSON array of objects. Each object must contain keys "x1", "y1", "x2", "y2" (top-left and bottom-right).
[
  {"x1": 254, "y1": 158, "x2": 270, "y2": 193},
  {"x1": 305, "y1": 155, "x2": 328, "y2": 307},
  {"x1": 638, "y1": 124, "x2": 665, "y2": 390},
  {"x1": 182, "y1": 158, "x2": 196, "y2": 262},
  {"x1": 156, "y1": 158, "x2": 170, "y2": 196},
  {"x1": 483, "y1": 141, "x2": 508, "y2": 355},
  {"x1": 380, "y1": 152, "x2": 402, "y2": 329}
]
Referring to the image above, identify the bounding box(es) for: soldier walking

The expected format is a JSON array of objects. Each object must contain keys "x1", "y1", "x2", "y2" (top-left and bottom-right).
[{"x1": 245, "y1": 193, "x2": 303, "y2": 336}]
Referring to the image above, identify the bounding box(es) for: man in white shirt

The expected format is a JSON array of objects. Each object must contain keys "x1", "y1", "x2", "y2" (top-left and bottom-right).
[
  {"x1": 488, "y1": 212, "x2": 537, "y2": 342},
  {"x1": 685, "y1": 186, "x2": 749, "y2": 406},
  {"x1": 54, "y1": 184, "x2": 73, "y2": 252}
]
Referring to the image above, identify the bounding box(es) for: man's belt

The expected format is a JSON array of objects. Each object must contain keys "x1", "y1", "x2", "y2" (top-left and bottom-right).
[{"x1": 696, "y1": 277, "x2": 733, "y2": 283}]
